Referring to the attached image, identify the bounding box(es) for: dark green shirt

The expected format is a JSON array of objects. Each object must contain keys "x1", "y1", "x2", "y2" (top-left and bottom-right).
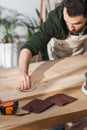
[{"x1": 22, "y1": 5, "x2": 69, "y2": 60}]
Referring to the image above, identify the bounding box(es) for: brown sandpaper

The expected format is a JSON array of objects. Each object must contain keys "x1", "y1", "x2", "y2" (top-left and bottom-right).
[
  {"x1": 45, "y1": 93, "x2": 77, "y2": 106},
  {"x1": 22, "y1": 93, "x2": 78, "y2": 114},
  {"x1": 22, "y1": 99, "x2": 54, "y2": 113}
]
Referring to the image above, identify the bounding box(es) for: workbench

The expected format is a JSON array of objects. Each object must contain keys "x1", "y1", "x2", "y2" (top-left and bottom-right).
[{"x1": 0, "y1": 55, "x2": 87, "y2": 130}]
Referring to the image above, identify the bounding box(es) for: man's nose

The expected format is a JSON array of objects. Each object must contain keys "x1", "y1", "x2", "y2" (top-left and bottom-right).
[{"x1": 69, "y1": 24, "x2": 75, "y2": 31}]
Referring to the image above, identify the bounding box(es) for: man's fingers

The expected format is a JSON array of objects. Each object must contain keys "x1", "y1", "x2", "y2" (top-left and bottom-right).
[
  {"x1": 26, "y1": 76, "x2": 31, "y2": 88},
  {"x1": 18, "y1": 70, "x2": 31, "y2": 90},
  {"x1": 21, "y1": 75, "x2": 30, "y2": 90},
  {"x1": 20, "y1": 80, "x2": 24, "y2": 90},
  {"x1": 18, "y1": 73, "x2": 31, "y2": 90}
]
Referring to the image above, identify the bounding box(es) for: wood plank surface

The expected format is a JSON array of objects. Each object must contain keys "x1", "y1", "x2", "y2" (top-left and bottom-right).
[
  {"x1": 0, "y1": 88, "x2": 87, "y2": 130},
  {"x1": 0, "y1": 55, "x2": 87, "y2": 101},
  {"x1": 0, "y1": 55, "x2": 87, "y2": 130}
]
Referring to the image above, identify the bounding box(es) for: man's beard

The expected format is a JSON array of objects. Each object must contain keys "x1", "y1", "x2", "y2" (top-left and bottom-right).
[{"x1": 69, "y1": 25, "x2": 87, "y2": 35}]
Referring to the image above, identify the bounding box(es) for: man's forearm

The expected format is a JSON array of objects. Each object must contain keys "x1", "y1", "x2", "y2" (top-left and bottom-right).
[{"x1": 19, "y1": 48, "x2": 32, "y2": 74}]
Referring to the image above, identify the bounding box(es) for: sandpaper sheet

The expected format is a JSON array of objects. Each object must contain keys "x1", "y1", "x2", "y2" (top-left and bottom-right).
[
  {"x1": 45, "y1": 93, "x2": 77, "y2": 106},
  {"x1": 22, "y1": 93, "x2": 77, "y2": 113},
  {"x1": 22, "y1": 99, "x2": 54, "y2": 113}
]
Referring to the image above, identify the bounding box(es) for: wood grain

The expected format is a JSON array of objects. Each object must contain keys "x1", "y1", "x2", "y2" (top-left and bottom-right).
[
  {"x1": 0, "y1": 55, "x2": 87, "y2": 101},
  {"x1": 0, "y1": 55, "x2": 87, "y2": 130},
  {"x1": 0, "y1": 88, "x2": 87, "y2": 130}
]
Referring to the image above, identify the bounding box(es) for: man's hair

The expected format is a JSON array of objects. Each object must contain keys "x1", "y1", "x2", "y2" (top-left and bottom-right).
[{"x1": 62, "y1": 0, "x2": 87, "y2": 17}]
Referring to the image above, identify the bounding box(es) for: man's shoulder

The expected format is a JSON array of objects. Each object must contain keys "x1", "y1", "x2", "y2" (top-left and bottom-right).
[{"x1": 48, "y1": 5, "x2": 63, "y2": 20}]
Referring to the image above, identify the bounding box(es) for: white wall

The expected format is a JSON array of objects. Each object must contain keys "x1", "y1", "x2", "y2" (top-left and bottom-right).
[
  {"x1": 0, "y1": 0, "x2": 59, "y2": 19},
  {"x1": 0, "y1": 0, "x2": 39, "y2": 19}
]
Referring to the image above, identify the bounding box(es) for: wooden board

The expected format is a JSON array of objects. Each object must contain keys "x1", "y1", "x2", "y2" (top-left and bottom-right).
[
  {"x1": 0, "y1": 55, "x2": 87, "y2": 130},
  {"x1": 0, "y1": 55, "x2": 87, "y2": 101},
  {"x1": 0, "y1": 88, "x2": 87, "y2": 130}
]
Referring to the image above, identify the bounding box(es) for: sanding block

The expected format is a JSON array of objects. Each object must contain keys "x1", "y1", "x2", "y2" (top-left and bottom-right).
[{"x1": 81, "y1": 72, "x2": 87, "y2": 95}]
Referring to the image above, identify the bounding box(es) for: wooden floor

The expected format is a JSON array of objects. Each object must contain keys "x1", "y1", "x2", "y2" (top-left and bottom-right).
[{"x1": 65, "y1": 118, "x2": 87, "y2": 130}]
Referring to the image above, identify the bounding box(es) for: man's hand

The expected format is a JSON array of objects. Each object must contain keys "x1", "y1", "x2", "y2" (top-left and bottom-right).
[{"x1": 18, "y1": 71, "x2": 31, "y2": 90}]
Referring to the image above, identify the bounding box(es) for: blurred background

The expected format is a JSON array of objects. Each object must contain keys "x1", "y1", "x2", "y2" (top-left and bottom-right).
[{"x1": 0, "y1": 0, "x2": 63, "y2": 67}]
